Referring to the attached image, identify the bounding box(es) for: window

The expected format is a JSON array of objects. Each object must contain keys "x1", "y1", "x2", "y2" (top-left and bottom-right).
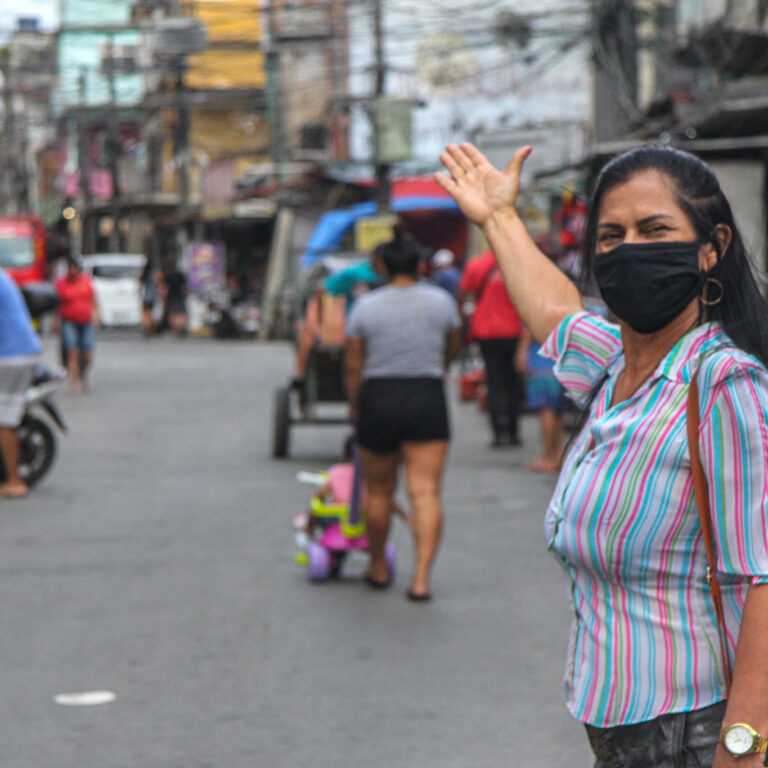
[
  {"x1": 0, "y1": 237, "x2": 34, "y2": 268},
  {"x1": 92, "y1": 264, "x2": 143, "y2": 279}
]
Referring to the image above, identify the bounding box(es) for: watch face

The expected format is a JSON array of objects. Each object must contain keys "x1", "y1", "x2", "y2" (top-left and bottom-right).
[{"x1": 725, "y1": 725, "x2": 756, "y2": 755}]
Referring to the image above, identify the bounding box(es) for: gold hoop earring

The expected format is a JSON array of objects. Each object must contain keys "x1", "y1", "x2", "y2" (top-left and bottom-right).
[{"x1": 701, "y1": 277, "x2": 724, "y2": 306}]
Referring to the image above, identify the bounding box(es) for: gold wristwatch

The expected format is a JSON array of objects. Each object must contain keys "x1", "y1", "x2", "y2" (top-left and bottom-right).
[{"x1": 719, "y1": 723, "x2": 768, "y2": 761}]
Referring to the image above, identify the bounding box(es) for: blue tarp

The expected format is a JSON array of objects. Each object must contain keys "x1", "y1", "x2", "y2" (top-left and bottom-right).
[
  {"x1": 300, "y1": 201, "x2": 377, "y2": 268},
  {"x1": 300, "y1": 193, "x2": 461, "y2": 268}
]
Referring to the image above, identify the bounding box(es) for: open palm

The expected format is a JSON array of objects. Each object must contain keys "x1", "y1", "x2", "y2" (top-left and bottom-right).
[{"x1": 435, "y1": 143, "x2": 531, "y2": 227}]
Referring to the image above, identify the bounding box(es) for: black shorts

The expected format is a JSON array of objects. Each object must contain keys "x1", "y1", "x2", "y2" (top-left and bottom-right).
[{"x1": 357, "y1": 377, "x2": 449, "y2": 454}]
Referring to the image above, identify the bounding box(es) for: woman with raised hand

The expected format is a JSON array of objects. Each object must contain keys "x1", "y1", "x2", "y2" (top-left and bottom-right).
[{"x1": 436, "y1": 142, "x2": 768, "y2": 768}]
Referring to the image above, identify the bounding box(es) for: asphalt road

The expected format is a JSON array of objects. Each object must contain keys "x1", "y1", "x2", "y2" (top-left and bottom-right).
[{"x1": 0, "y1": 332, "x2": 593, "y2": 768}]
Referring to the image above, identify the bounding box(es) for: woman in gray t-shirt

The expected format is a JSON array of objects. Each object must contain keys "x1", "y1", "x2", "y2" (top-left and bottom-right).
[{"x1": 345, "y1": 232, "x2": 462, "y2": 601}]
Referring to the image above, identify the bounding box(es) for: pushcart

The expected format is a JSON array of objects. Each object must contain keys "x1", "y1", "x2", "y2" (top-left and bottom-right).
[
  {"x1": 272, "y1": 257, "x2": 355, "y2": 459},
  {"x1": 272, "y1": 342, "x2": 349, "y2": 458}
]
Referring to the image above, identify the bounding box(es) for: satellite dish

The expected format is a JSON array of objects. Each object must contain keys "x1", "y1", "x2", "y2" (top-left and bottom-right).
[{"x1": 415, "y1": 34, "x2": 477, "y2": 95}]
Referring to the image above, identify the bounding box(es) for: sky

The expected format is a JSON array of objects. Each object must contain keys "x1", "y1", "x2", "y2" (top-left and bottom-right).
[{"x1": 0, "y1": 0, "x2": 58, "y2": 38}]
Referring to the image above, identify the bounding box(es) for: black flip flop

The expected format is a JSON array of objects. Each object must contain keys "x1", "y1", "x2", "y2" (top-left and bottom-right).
[
  {"x1": 365, "y1": 574, "x2": 392, "y2": 590},
  {"x1": 406, "y1": 590, "x2": 432, "y2": 602}
]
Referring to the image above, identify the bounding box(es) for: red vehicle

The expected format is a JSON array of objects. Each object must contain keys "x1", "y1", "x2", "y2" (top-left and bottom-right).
[{"x1": 0, "y1": 215, "x2": 47, "y2": 285}]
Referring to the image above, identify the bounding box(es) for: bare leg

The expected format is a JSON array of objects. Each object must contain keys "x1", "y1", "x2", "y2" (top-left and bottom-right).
[
  {"x1": 359, "y1": 448, "x2": 399, "y2": 584},
  {"x1": 170, "y1": 313, "x2": 187, "y2": 338},
  {"x1": 402, "y1": 440, "x2": 449, "y2": 597},
  {"x1": 141, "y1": 307, "x2": 154, "y2": 336},
  {"x1": 67, "y1": 348, "x2": 80, "y2": 394},
  {"x1": 0, "y1": 426, "x2": 27, "y2": 496},
  {"x1": 80, "y1": 351, "x2": 92, "y2": 391},
  {"x1": 527, "y1": 408, "x2": 565, "y2": 472}
]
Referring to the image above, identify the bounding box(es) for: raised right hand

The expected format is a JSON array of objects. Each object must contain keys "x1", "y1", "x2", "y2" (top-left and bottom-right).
[{"x1": 434, "y1": 143, "x2": 532, "y2": 227}]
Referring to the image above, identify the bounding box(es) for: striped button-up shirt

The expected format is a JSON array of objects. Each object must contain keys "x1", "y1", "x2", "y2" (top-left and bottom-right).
[{"x1": 541, "y1": 312, "x2": 768, "y2": 728}]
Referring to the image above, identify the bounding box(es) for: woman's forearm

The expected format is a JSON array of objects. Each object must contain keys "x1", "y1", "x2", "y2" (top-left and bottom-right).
[
  {"x1": 483, "y1": 210, "x2": 583, "y2": 343},
  {"x1": 344, "y1": 364, "x2": 362, "y2": 408},
  {"x1": 714, "y1": 583, "x2": 768, "y2": 768}
]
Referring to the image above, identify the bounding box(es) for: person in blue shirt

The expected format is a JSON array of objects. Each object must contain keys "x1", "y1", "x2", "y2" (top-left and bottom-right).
[
  {"x1": 430, "y1": 249, "x2": 461, "y2": 300},
  {"x1": 0, "y1": 268, "x2": 42, "y2": 498}
]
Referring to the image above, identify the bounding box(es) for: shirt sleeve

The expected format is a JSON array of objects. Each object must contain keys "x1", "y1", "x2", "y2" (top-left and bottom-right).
[
  {"x1": 698, "y1": 357, "x2": 768, "y2": 584},
  {"x1": 540, "y1": 311, "x2": 622, "y2": 408},
  {"x1": 458, "y1": 257, "x2": 482, "y2": 295}
]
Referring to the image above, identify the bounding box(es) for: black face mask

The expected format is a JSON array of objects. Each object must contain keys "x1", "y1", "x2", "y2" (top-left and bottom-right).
[{"x1": 593, "y1": 240, "x2": 706, "y2": 334}]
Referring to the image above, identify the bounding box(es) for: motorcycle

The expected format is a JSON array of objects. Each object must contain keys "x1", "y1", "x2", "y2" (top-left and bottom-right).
[
  {"x1": 0, "y1": 365, "x2": 67, "y2": 487},
  {"x1": 202, "y1": 286, "x2": 260, "y2": 339},
  {"x1": 0, "y1": 282, "x2": 70, "y2": 487}
]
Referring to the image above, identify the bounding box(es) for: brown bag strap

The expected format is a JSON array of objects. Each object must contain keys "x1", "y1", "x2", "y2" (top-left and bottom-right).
[{"x1": 686, "y1": 373, "x2": 733, "y2": 693}]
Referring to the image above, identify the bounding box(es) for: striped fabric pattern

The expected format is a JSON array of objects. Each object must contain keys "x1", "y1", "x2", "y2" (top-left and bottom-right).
[{"x1": 541, "y1": 312, "x2": 768, "y2": 728}]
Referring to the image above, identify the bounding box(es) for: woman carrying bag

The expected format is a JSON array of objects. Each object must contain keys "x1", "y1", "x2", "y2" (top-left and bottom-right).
[{"x1": 436, "y1": 141, "x2": 768, "y2": 767}]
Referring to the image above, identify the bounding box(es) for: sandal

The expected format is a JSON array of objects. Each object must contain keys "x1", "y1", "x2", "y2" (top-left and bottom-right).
[
  {"x1": 365, "y1": 573, "x2": 392, "y2": 590},
  {"x1": 406, "y1": 590, "x2": 432, "y2": 602}
]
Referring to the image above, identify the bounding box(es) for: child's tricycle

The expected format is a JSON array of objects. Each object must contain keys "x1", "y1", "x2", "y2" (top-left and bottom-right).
[{"x1": 293, "y1": 458, "x2": 398, "y2": 582}]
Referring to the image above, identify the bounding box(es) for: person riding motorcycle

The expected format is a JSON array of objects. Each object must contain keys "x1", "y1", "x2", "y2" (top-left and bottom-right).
[{"x1": 0, "y1": 267, "x2": 42, "y2": 499}]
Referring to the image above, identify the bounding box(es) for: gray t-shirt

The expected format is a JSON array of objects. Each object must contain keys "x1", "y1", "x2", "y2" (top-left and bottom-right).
[{"x1": 346, "y1": 282, "x2": 461, "y2": 378}]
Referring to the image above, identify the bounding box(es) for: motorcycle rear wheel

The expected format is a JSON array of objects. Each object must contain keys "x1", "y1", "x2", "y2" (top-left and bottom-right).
[{"x1": 17, "y1": 415, "x2": 56, "y2": 487}]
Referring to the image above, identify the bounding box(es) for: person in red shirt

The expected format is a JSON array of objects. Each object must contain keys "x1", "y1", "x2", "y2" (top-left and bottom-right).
[
  {"x1": 459, "y1": 249, "x2": 524, "y2": 447},
  {"x1": 55, "y1": 257, "x2": 98, "y2": 394}
]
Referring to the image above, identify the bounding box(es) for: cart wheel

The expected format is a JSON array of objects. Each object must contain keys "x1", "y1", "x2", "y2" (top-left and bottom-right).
[
  {"x1": 307, "y1": 542, "x2": 331, "y2": 581},
  {"x1": 385, "y1": 542, "x2": 397, "y2": 579},
  {"x1": 272, "y1": 386, "x2": 291, "y2": 458}
]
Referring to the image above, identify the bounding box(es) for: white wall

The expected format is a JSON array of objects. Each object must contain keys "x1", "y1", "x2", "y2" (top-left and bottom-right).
[
  {"x1": 346, "y1": 0, "x2": 591, "y2": 172},
  {"x1": 710, "y1": 160, "x2": 767, "y2": 270}
]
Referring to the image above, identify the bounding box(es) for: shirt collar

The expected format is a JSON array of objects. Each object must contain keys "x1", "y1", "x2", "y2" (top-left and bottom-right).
[
  {"x1": 658, "y1": 322, "x2": 728, "y2": 383},
  {"x1": 605, "y1": 322, "x2": 729, "y2": 384}
]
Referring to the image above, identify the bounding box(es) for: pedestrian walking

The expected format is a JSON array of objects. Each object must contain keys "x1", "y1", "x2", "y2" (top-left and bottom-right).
[
  {"x1": 515, "y1": 327, "x2": 566, "y2": 473},
  {"x1": 344, "y1": 230, "x2": 462, "y2": 601},
  {"x1": 459, "y1": 248, "x2": 524, "y2": 447},
  {"x1": 0, "y1": 267, "x2": 42, "y2": 498},
  {"x1": 140, "y1": 258, "x2": 157, "y2": 337},
  {"x1": 324, "y1": 252, "x2": 384, "y2": 309},
  {"x1": 430, "y1": 248, "x2": 461, "y2": 299},
  {"x1": 162, "y1": 268, "x2": 187, "y2": 338},
  {"x1": 437, "y1": 141, "x2": 768, "y2": 768},
  {"x1": 54, "y1": 256, "x2": 97, "y2": 394}
]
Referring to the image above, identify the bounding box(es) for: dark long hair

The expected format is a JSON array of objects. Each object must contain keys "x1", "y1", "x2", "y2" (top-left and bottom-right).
[{"x1": 582, "y1": 144, "x2": 768, "y2": 367}]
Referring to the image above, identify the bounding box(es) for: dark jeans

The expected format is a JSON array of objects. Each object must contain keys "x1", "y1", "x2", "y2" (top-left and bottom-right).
[
  {"x1": 478, "y1": 337, "x2": 524, "y2": 441},
  {"x1": 585, "y1": 700, "x2": 727, "y2": 768}
]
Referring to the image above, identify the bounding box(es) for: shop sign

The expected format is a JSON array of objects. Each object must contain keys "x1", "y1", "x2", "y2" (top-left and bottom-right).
[{"x1": 354, "y1": 215, "x2": 397, "y2": 253}]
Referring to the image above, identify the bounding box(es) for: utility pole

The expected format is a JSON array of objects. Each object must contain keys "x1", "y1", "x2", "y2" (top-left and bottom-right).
[
  {"x1": 265, "y1": 8, "x2": 286, "y2": 176},
  {"x1": 1, "y1": 51, "x2": 17, "y2": 215},
  {"x1": 592, "y1": 0, "x2": 639, "y2": 143},
  {"x1": 174, "y1": 61, "x2": 190, "y2": 208},
  {"x1": 77, "y1": 68, "x2": 95, "y2": 254},
  {"x1": 104, "y1": 36, "x2": 122, "y2": 251},
  {"x1": 372, "y1": 0, "x2": 389, "y2": 211},
  {"x1": 173, "y1": 59, "x2": 190, "y2": 268}
]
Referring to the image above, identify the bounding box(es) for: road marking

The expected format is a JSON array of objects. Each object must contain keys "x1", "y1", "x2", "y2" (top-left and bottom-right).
[{"x1": 54, "y1": 691, "x2": 116, "y2": 706}]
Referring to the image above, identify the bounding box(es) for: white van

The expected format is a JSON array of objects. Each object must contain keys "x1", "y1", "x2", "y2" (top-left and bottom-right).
[{"x1": 82, "y1": 253, "x2": 147, "y2": 327}]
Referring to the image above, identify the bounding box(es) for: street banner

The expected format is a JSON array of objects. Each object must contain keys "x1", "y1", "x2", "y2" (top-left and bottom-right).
[{"x1": 187, "y1": 241, "x2": 225, "y2": 295}]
